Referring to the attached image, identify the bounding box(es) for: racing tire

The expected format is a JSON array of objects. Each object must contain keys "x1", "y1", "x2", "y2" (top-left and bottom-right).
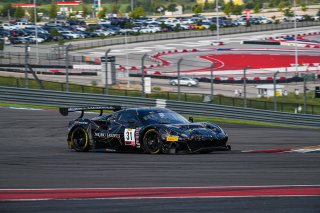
[
  {"x1": 171, "y1": 81, "x2": 176, "y2": 86},
  {"x1": 142, "y1": 129, "x2": 162, "y2": 154},
  {"x1": 227, "y1": 145, "x2": 232, "y2": 150},
  {"x1": 187, "y1": 83, "x2": 192, "y2": 87},
  {"x1": 70, "y1": 127, "x2": 90, "y2": 152}
]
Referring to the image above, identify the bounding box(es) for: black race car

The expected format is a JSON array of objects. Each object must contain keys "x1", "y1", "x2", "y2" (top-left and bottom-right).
[{"x1": 60, "y1": 106, "x2": 230, "y2": 154}]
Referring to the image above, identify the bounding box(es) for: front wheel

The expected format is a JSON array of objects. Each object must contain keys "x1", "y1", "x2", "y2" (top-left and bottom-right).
[
  {"x1": 142, "y1": 129, "x2": 162, "y2": 154},
  {"x1": 70, "y1": 127, "x2": 90, "y2": 152}
]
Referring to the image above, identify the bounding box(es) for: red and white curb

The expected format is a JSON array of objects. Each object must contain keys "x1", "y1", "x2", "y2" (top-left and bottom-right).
[
  {"x1": 116, "y1": 48, "x2": 201, "y2": 75},
  {"x1": 265, "y1": 31, "x2": 320, "y2": 41},
  {"x1": 1, "y1": 185, "x2": 320, "y2": 201},
  {"x1": 266, "y1": 32, "x2": 320, "y2": 48},
  {"x1": 242, "y1": 145, "x2": 320, "y2": 153}
]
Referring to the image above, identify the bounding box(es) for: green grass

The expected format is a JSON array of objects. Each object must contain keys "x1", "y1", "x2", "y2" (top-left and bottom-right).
[{"x1": 193, "y1": 116, "x2": 295, "y2": 128}]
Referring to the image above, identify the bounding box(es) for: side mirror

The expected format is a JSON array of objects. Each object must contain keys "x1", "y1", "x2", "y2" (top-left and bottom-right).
[{"x1": 188, "y1": 117, "x2": 194, "y2": 123}]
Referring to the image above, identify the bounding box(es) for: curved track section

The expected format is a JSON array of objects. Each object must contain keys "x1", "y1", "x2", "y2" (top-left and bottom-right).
[{"x1": 0, "y1": 107, "x2": 320, "y2": 212}]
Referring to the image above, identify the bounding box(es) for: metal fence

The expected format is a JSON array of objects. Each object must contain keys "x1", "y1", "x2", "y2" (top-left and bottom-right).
[
  {"x1": 0, "y1": 86, "x2": 319, "y2": 128},
  {"x1": 1, "y1": 76, "x2": 320, "y2": 115},
  {"x1": 0, "y1": 48, "x2": 84, "y2": 66}
]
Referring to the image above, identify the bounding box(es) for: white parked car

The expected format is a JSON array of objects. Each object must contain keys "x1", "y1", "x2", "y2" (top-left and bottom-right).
[
  {"x1": 283, "y1": 16, "x2": 304, "y2": 22},
  {"x1": 170, "y1": 77, "x2": 199, "y2": 87},
  {"x1": 259, "y1": 18, "x2": 272, "y2": 24},
  {"x1": 180, "y1": 18, "x2": 193, "y2": 25},
  {"x1": 311, "y1": 16, "x2": 319, "y2": 21},
  {"x1": 74, "y1": 26, "x2": 87, "y2": 31},
  {"x1": 119, "y1": 28, "x2": 135, "y2": 34},
  {"x1": 93, "y1": 29, "x2": 112, "y2": 36},
  {"x1": 139, "y1": 27, "x2": 158, "y2": 33},
  {"x1": 98, "y1": 20, "x2": 111, "y2": 25},
  {"x1": 61, "y1": 31, "x2": 81, "y2": 39},
  {"x1": 236, "y1": 19, "x2": 247, "y2": 26},
  {"x1": 27, "y1": 36, "x2": 45, "y2": 43},
  {"x1": 131, "y1": 27, "x2": 141, "y2": 33},
  {"x1": 1, "y1": 23, "x2": 19, "y2": 30},
  {"x1": 163, "y1": 19, "x2": 179, "y2": 25},
  {"x1": 147, "y1": 25, "x2": 161, "y2": 32},
  {"x1": 201, "y1": 22, "x2": 212, "y2": 29},
  {"x1": 179, "y1": 24, "x2": 191, "y2": 30}
]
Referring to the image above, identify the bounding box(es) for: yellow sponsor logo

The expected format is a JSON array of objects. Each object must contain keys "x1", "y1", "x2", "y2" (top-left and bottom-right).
[{"x1": 166, "y1": 135, "x2": 179, "y2": 142}]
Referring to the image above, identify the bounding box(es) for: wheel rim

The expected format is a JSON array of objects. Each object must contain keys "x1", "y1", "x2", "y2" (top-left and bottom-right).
[
  {"x1": 145, "y1": 132, "x2": 160, "y2": 153},
  {"x1": 72, "y1": 128, "x2": 87, "y2": 149}
]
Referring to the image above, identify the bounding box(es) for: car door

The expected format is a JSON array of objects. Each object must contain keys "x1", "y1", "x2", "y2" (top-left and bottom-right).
[
  {"x1": 103, "y1": 111, "x2": 140, "y2": 148},
  {"x1": 115, "y1": 111, "x2": 141, "y2": 147},
  {"x1": 180, "y1": 77, "x2": 188, "y2": 85},
  {"x1": 93, "y1": 112, "x2": 121, "y2": 149}
]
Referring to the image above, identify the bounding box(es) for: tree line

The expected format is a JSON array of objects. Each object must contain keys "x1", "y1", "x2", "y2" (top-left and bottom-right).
[{"x1": 0, "y1": 0, "x2": 318, "y2": 21}]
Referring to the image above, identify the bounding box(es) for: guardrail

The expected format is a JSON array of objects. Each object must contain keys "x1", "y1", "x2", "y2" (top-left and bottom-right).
[
  {"x1": 0, "y1": 86, "x2": 156, "y2": 109},
  {"x1": 0, "y1": 51, "x2": 84, "y2": 67},
  {"x1": 0, "y1": 86, "x2": 319, "y2": 128}
]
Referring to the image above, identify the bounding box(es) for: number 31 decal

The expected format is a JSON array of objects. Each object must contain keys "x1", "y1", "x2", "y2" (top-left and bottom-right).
[{"x1": 124, "y1": 128, "x2": 136, "y2": 143}]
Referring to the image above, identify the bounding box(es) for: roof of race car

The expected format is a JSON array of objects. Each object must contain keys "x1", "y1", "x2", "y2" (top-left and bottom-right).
[
  {"x1": 102, "y1": 107, "x2": 173, "y2": 116},
  {"x1": 123, "y1": 107, "x2": 172, "y2": 113}
]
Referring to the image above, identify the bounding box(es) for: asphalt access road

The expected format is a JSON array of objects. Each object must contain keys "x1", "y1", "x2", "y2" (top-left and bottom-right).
[{"x1": 0, "y1": 107, "x2": 319, "y2": 212}]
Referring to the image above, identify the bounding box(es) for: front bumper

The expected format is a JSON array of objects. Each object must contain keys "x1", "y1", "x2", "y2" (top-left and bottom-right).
[
  {"x1": 186, "y1": 136, "x2": 229, "y2": 153},
  {"x1": 163, "y1": 135, "x2": 229, "y2": 154}
]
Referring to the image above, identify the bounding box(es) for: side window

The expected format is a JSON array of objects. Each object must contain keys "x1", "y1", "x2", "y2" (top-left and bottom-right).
[
  {"x1": 117, "y1": 111, "x2": 139, "y2": 125},
  {"x1": 106, "y1": 112, "x2": 117, "y2": 121}
]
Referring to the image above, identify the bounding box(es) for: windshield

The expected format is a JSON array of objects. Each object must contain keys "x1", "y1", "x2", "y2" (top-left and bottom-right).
[{"x1": 139, "y1": 111, "x2": 190, "y2": 125}]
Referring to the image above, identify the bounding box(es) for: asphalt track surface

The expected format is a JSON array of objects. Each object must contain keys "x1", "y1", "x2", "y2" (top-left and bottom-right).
[{"x1": 0, "y1": 107, "x2": 320, "y2": 212}]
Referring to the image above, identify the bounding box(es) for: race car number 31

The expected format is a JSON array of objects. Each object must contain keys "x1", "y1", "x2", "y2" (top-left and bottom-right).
[{"x1": 124, "y1": 128, "x2": 136, "y2": 143}]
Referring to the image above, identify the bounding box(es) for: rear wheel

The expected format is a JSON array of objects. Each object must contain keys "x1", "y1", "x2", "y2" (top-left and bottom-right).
[
  {"x1": 171, "y1": 81, "x2": 176, "y2": 86},
  {"x1": 70, "y1": 127, "x2": 90, "y2": 152},
  {"x1": 142, "y1": 129, "x2": 162, "y2": 154}
]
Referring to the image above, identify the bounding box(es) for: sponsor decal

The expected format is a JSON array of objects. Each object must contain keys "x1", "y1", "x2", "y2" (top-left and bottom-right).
[
  {"x1": 166, "y1": 135, "x2": 179, "y2": 142},
  {"x1": 135, "y1": 128, "x2": 140, "y2": 148},
  {"x1": 124, "y1": 128, "x2": 136, "y2": 146},
  {"x1": 107, "y1": 134, "x2": 121, "y2": 138},
  {"x1": 94, "y1": 133, "x2": 120, "y2": 138},
  {"x1": 75, "y1": 121, "x2": 88, "y2": 125}
]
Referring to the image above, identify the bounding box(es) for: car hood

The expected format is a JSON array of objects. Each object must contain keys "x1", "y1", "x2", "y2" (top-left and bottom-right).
[{"x1": 163, "y1": 122, "x2": 224, "y2": 135}]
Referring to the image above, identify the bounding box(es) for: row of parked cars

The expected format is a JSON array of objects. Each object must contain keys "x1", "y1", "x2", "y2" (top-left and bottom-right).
[
  {"x1": 283, "y1": 15, "x2": 319, "y2": 22},
  {"x1": 1, "y1": 14, "x2": 318, "y2": 45}
]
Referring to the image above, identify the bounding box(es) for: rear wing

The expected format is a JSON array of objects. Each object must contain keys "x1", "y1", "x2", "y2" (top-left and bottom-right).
[{"x1": 59, "y1": 106, "x2": 122, "y2": 117}]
